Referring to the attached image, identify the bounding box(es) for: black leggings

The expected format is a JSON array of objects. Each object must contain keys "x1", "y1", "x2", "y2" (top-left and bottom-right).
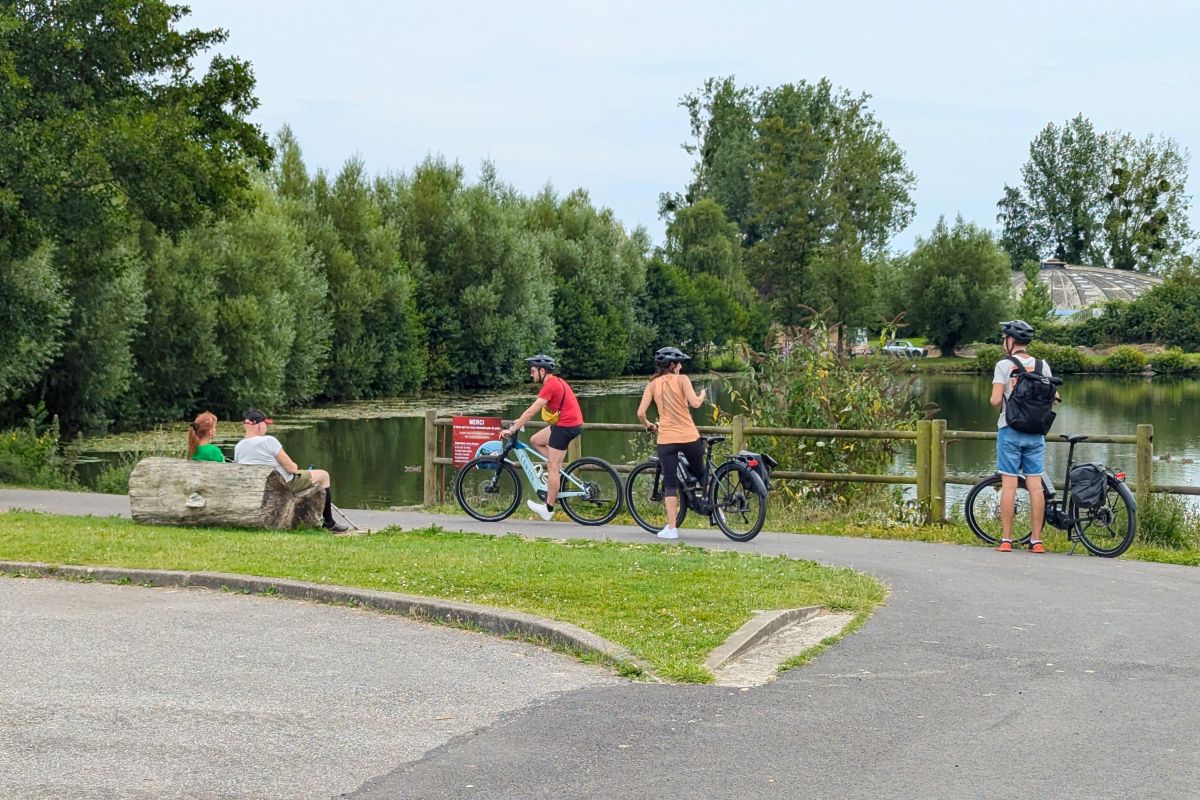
[{"x1": 657, "y1": 439, "x2": 705, "y2": 492}]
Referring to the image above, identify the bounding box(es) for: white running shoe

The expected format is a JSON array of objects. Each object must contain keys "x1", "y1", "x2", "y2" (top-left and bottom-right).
[
  {"x1": 656, "y1": 526, "x2": 679, "y2": 540},
  {"x1": 527, "y1": 500, "x2": 554, "y2": 521}
]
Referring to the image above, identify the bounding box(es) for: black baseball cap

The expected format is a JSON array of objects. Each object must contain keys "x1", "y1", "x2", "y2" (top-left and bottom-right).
[{"x1": 243, "y1": 408, "x2": 272, "y2": 425}]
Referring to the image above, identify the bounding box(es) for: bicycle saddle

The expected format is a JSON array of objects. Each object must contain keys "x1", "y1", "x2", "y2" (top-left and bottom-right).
[
  {"x1": 1058, "y1": 434, "x2": 1089, "y2": 443},
  {"x1": 703, "y1": 435, "x2": 725, "y2": 445}
]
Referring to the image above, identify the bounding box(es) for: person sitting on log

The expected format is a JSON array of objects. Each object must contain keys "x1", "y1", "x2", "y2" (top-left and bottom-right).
[
  {"x1": 187, "y1": 411, "x2": 226, "y2": 462},
  {"x1": 233, "y1": 408, "x2": 348, "y2": 532}
]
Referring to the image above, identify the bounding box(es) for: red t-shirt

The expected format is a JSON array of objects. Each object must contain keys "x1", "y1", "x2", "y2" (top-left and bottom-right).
[{"x1": 538, "y1": 375, "x2": 583, "y2": 427}]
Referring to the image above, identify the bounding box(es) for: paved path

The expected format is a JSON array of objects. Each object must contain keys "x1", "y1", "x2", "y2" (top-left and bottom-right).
[{"x1": 2, "y1": 490, "x2": 1199, "y2": 799}]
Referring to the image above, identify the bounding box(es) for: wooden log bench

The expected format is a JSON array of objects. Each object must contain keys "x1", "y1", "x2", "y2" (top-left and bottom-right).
[{"x1": 128, "y1": 457, "x2": 325, "y2": 529}]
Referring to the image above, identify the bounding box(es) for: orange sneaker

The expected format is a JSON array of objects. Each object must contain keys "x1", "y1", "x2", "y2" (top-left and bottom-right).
[
  {"x1": 1029, "y1": 541, "x2": 1046, "y2": 553},
  {"x1": 996, "y1": 540, "x2": 1013, "y2": 552}
]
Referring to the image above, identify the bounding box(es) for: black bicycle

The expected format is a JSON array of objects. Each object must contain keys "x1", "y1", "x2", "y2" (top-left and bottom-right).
[
  {"x1": 624, "y1": 435, "x2": 776, "y2": 542},
  {"x1": 963, "y1": 433, "x2": 1137, "y2": 557}
]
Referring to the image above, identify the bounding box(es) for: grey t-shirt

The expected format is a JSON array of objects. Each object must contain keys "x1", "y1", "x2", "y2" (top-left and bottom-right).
[
  {"x1": 992, "y1": 354, "x2": 1053, "y2": 429},
  {"x1": 234, "y1": 434, "x2": 293, "y2": 482}
]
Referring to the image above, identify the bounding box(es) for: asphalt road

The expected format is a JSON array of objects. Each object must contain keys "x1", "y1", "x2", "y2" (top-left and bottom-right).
[{"x1": 2, "y1": 489, "x2": 1198, "y2": 799}]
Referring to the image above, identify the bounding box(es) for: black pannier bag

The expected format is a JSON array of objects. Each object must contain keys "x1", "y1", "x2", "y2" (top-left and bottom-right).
[
  {"x1": 1069, "y1": 463, "x2": 1108, "y2": 509},
  {"x1": 738, "y1": 451, "x2": 778, "y2": 491},
  {"x1": 1005, "y1": 356, "x2": 1063, "y2": 435}
]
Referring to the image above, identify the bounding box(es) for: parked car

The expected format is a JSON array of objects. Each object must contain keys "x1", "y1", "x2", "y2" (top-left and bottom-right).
[{"x1": 882, "y1": 340, "x2": 927, "y2": 358}]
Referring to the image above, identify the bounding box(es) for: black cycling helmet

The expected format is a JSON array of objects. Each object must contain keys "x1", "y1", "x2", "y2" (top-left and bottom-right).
[
  {"x1": 999, "y1": 320, "x2": 1035, "y2": 344},
  {"x1": 653, "y1": 346, "x2": 691, "y2": 368},
  {"x1": 524, "y1": 354, "x2": 556, "y2": 372}
]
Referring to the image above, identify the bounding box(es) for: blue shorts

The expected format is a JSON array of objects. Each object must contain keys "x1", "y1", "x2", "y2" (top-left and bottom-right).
[{"x1": 997, "y1": 425, "x2": 1045, "y2": 477}]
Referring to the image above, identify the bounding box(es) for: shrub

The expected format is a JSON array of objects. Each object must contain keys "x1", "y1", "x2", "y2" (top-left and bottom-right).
[
  {"x1": 973, "y1": 344, "x2": 1004, "y2": 372},
  {"x1": 93, "y1": 453, "x2": 144, "y2": 495},
  {"x1": 1137, "y1": 494, "x2": 1200, "y2": 551},
  {"x1": 0, "y1": 412, "x2": 76, "y2": 489},
  {"x1": 1028, "y1": 342, "x2": 1088, "y2": 373},
  {"x1": 718, "y1": 323, "x2": 921, "y2": 505},
  {"x1": 1102, "y1": 346, "x2": 1148, "y2": 373},
  {"x1": 1149, "y1": 349, "x2": 1192, "y2": 375}
]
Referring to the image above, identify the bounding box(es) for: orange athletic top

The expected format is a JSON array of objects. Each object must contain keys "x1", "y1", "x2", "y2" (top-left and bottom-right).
[{"x1": 650, "y1": 374, "x2": 700, "y2": 445}]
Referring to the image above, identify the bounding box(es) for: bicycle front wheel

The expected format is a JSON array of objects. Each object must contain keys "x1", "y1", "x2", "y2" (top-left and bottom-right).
[
  {"x1": 964, "y1": 474, "x2": 1034, "y2": 546},
  {"x1": 625, "y1": 461, "x2": 687, "y2": 534},
  {"x1": 454, "y1": 457, "x2": 521, "y2": 522},
  {"x1": 711, "y1": 461, "x2": 766, "y2": 542},
  {"x1": 558, "y1": 456, "x2": 622, "y2": 525},
  {"x1": 1071, "y1": 476, "x2": 1136, "y2": 557}
]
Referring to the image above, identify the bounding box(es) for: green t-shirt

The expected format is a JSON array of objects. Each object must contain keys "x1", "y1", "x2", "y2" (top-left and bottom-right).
[{"x1": 191, "y1": 443, "x2": 226, "y2": 463}]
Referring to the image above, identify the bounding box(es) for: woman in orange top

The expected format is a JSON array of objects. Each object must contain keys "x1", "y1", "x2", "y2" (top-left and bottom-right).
[{"x1": 636, "y1": 347, "x2": 708, "y2": 539}]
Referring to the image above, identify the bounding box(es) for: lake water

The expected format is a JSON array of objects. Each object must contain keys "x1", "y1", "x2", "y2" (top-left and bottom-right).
[{"x1": 81, "y1": 373, "x2": 1200, "y2": 510}]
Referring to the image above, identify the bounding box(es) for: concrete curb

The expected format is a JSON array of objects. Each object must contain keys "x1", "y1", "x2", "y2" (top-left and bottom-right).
[
  {"x1": 703, "y1": 605, "x2": 823, "y2": 672},
  {"x1": 0, "y1": 560, "x2": 650, "y2": 677}
]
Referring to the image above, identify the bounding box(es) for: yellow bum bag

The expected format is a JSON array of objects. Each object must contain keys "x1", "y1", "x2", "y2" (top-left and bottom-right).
[{"x1": 540, "y1": 379, "x2": 565, "y2": 424}]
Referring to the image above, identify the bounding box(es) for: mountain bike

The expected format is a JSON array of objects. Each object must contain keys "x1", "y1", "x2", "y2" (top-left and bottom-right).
[
  {"x1": 963, "y1": 433, "x2": 1137, "y2": 557},
  {"x1": 453, "y1": 423, "x2": 622, "y2": 525},
  {"x1": 624, "y1": 435, "x2": 776, "y2": 542}
]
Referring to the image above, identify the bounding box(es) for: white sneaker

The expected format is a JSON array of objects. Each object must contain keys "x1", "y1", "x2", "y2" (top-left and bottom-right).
[
  {"x1": 656, "y1": 526, "x2": 679, "y2": 540},
  {"x1": 527, "y1": 500, "x2": 553, "y2": 521}
]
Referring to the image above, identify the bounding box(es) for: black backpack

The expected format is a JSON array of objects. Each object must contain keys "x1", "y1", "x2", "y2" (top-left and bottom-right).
[{"x1": 1005, "y1": 356, "x2": 1062, "y2": 435}]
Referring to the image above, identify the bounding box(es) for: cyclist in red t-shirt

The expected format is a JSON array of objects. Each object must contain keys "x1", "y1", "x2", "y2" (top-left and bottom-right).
[{"x1": 500, "y1": 354, "x2": 583, "y2": 521}]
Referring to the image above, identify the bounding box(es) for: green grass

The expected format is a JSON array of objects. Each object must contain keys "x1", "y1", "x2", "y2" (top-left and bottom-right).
[
  {"x1": 429, "y1": 496, "x2": 1200, "y2": 565},
  {"x1": 0, "y1": 511, "x2": 886, "y2": 683}
]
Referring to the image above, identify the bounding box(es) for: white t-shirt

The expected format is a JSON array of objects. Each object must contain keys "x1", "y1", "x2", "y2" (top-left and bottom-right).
[
  {"x1": 992, "y1": 354, "x2": 1053, "y2": 429},
  {"x1": 234, "y1": 434, "x2": 293, "y2": 481}
]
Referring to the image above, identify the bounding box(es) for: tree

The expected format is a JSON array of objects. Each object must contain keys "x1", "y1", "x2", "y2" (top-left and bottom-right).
[
  {"x1": 0, "y1": 1, "x2": 271, "y2": 430},
  {"x1": 998, "y1": 115, "x2": 1194, "y2": 272},
  {"x1": 394, "y1": 158, "x2": 556, "y2": 389},
  {"x1": 0, "y1": 243, "x2": 70, "y2": 408},
  {"x1": 903, "y1": 217, "x2": 1012, "y2": 354},
  {"x1": 1014, "y1": 261, "x2": 1054, "y2": 328},
  {"x1": 665, "y1": 77, "x2": 757, "y2": 237},
  {"x1": 672, "y1": 77, "x2": 914, "y2": 328},
  {"x1": 1102, "y1": 133, "x2": 1194, "y2": 272},
  {"x1": 663, "y1": 198, "x2": 750, "y2": 299},
  {"x1": 530, "y1": 189, "x2": 648, "y2": 379}
]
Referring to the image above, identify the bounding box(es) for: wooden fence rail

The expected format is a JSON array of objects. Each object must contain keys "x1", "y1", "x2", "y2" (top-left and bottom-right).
[{"x1": 424, "y1": 413, "x2": 1186, "y2": 521}]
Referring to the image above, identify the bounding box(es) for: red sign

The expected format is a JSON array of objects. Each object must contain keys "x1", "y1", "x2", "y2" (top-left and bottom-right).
[{"x1": 452, "y1": 416, "x2": 502, "y2": 467}]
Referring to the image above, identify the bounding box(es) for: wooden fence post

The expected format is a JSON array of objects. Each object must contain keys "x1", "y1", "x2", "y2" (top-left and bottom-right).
[
  {"x1": 1136, "y1": 423, "x2": 1153, "y2": 512},
  {"x1": 916, "y1": 420, "x2": 931, "y2": 523},
  {"x1": 930, "y1": 419, "x2": 947, "y2": 523},
  {"x1": 423, "y1": 410, "x2": 437, "y2": 506},
  {"x1": 567, "y1": 431, "x2": 582, "y2": 464},
  {"x1": 732, "y1": 415, "x2": 746, "y2": 452}
]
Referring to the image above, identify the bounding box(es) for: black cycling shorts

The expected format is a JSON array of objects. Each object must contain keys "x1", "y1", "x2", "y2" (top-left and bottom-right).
[
  {"x1": 548, "y1": 424, "x2": 583, "y2": 451},
  {"x1": 657, "y1": 439, "x2": 705, "y2": 492}
]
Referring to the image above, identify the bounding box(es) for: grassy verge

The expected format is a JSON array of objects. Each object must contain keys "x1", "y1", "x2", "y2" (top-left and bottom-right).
[
  {"x1": 0, "y1": 511, "x2": 887, "y2": 683},
  {"x1": 424, "y1": 498, "x2": 1200, "y2": 566}
]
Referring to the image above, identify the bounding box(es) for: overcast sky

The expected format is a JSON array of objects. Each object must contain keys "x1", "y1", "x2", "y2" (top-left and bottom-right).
[{"x1": 185, "y1": 0, "x2": 1200, "y2": 252}]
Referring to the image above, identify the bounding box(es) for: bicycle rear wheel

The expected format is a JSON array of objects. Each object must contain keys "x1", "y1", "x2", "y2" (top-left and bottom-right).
[
  {"x1": 963, "y1": 474, "x2": 1034, "y2": 546},
  {"x1": 711, "y1": 461, "x2": 766, "y2": 542},
  {"x1": 1071, "y1": 475, "x2": 1136, "y2": 557},
  {"x1": 454, "y1": 458, "x2": 521, "y2": 522},
  {"x1": 558, "y1": 456, "x2": 622, "y2": 525},
  {"x1": 625, "y1": 461, "x2": 687, "y2": 534}
]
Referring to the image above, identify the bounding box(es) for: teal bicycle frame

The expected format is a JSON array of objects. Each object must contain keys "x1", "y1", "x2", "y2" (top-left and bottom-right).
[{"x1": 500, "y1": 435, "x2": 591, "y2": 499}]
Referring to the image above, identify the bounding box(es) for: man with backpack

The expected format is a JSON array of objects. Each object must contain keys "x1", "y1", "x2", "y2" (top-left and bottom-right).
[{"x1": 991, "y1": 320, "x2": 1061, "y2": 553}]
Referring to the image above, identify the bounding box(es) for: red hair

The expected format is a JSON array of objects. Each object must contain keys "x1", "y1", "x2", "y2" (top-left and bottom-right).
[{"x1": 187, "y1": 412, "x2": 218, "y2": 458}]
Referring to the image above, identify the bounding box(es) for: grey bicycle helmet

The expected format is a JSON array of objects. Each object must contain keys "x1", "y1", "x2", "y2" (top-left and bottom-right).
[
  {"x1": 524, "y1": 354, "x2": 556, "y2": 372},
  {"x1": 653, "y1": 346, "x2": 691, "y2": 367},
  {"x1": 999, "y1": 320, "x2": 1035, "y2": 344}
]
